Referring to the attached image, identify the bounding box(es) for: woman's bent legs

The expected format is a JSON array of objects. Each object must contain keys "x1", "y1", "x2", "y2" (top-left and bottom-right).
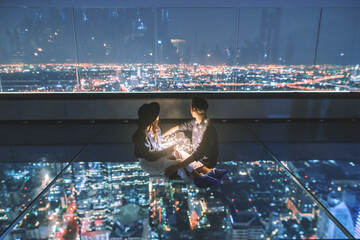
[
  {"x1": 139, "y1": 156, "x2": 180, "y2": 176},
  {"x1": 139, "y1": 149, "x2": 208, "y2": 180}
]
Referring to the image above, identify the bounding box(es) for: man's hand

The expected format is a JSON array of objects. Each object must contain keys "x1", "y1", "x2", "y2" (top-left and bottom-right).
[{"x1": 164, "y1": 163, "x2": 181, "y2": 178}]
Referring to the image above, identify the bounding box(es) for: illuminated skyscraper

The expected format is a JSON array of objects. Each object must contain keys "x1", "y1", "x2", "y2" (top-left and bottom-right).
[
  {"x1": 317, "y1": 192, "x2": 354, "y2": 238},
  {"x1": 229, "y1": 211, "x2": 265, "y2": 240},
  {"x1": 354, "y1": 208, "x2": 360, "y2": 239}
]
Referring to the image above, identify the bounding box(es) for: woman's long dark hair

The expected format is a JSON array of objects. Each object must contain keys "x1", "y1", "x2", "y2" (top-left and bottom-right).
[
  {"x1": 148, "y1": 119, "x2": 159, "y2": 142},
  {"x1": 132, "y1": 119, "x2": 159, "y2": 143}
]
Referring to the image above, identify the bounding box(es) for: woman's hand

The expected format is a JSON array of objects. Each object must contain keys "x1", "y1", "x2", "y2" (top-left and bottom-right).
[
  {"x1": 166, "y1": 144, "x2": 177, "y2": 160},
  {"x1": 162, "y1": 126, "x2": 180, "y2": 138},
  {"x1": 165, "y1": 144, "x2": 176, "y2": 154},
  {"x1": 164, "y1": 163, "x2": 181, "y2": 178}
]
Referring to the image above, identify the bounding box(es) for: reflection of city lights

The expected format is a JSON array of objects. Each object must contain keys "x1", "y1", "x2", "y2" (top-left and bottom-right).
[
  {"x1": 6, "y1": 159, "x2": 356, "y2": 236},
  {"x1": 44, "y1": 174, "x2": 49, "y2": 182},
  {"x1": 103, "y1": 43, "x2": 107, "y2": 47},
  {"x1": 0, "y1": 63, "x2": 356, "y2": 93},
  {"x1": 37, "y1": 48, "x2": 43, "y2": 52},
  {"x1": 207, "y1": 54, "x2": 211, "y2": 57},
  {"x1": 340, "y1": 53, "x2": 345, "y2": 56},
  {"x1": 34, "y1": 52, "x2": 38, "y2": 56}
]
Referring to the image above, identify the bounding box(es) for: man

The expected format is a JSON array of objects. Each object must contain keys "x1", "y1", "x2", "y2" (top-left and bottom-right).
[{"x1": 163, "y1": 97, "x2": 225, "y2": 180}]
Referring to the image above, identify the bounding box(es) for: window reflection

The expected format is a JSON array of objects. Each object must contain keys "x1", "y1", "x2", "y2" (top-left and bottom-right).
[
  {"x1": 0, "y1": 8, "x2": 75, "y2": 64},
  {"x1": 316, "y1": 8, "x2": 360, "y2": 66},
  {"x1": 74, "y1": 8, "x2": 155, "y2": 64},
  {"x1": 157, "y1": 8, "x2": 237, "y2": 65},
  {"x1": 237, "y1": 8, "x2": 319, "y2": 65}
]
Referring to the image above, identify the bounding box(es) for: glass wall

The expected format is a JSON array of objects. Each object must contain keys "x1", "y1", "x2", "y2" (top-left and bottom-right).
[
  {"x1": 236, "y1": 8, "x2": 320, "y2": 91},
  {"x1": 0, "y1": 7, "x2": 359, "y2": 92},
  {"x1": 237, "y1": 8, "x2": 319, "y2": 66},
  {"x1": 317, "y1": 8, "x2": 360, "y2": 66},
  {"x1": 74, "y1": 8, "x2": 155, "y2": 64},
  {"x1": 157, "y1": 8, "x2": 237, "y2": 65},
  {"x1": 0, "y1": 8, "x2": 77, "y2": 92}
]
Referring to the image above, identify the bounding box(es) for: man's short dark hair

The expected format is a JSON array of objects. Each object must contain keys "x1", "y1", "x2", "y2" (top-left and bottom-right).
[{"x1": 191, "y1": 97, "x2": 208, "y2": 115}]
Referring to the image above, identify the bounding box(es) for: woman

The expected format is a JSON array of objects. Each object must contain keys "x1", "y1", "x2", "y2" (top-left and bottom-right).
[{"x1": 132, "y1": 102, "x2": 222, "y2": 187}]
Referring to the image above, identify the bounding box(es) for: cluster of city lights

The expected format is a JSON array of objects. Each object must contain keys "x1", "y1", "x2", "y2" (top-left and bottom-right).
[{"x1": 0, "y1": 63, "x2": 358, "y2": 92}]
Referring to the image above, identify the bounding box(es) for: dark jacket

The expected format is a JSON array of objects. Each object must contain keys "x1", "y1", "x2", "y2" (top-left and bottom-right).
[
  {"x1": 132, "y1": 128, "x2": 172, "y2": 162},
  {"x1": 179, "y1": 117, "x2": 218, "y2": 168}
]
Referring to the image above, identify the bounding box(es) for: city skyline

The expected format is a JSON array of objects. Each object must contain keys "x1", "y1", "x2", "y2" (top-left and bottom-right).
[{"x1": 0, "y1": 63, "x2": 359, "y2": 92}]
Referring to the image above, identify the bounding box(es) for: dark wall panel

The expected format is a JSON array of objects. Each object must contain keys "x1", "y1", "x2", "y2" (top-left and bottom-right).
[{"x1": 1, "y1": 97, "x2": 360, "y2": 120}]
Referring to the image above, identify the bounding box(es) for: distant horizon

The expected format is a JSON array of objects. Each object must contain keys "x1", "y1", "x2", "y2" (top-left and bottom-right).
[
  {"x1": 0, "y1": 63, "x2": 358, "y2": 92},
  {"x1": 0, "y1": 63, "x2": 359, "y2": 67}
]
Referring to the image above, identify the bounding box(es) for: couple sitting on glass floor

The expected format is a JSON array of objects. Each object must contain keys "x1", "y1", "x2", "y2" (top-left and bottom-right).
[{"x1": 132, "y1": 97, "x2": 228, "y2": 188}]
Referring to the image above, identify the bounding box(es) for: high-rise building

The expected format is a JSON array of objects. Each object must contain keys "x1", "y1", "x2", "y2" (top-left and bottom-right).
[
  {"x1": 229, "y1": 211, "x2": 266, "y2": 240},
  {"x1": 354, "y1": 208, "x2": 360, "y2": 239},
  {"x1": 317, "y1": 193, "x2": 354, "y2": 239}
]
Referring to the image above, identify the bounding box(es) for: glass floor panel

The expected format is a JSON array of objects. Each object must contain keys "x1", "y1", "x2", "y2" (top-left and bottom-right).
[
  {"x1": 0, "y1": 121, "x2": 358, "y2": 239},
  {"x1": 0, "y1": 124, "x2": 103, "y2": 236},
  {"x1": 283, "y1": 160, "x2": 360, "y2": 239},
  {"x1": 245, "y1": 121, "x2": 360, "y2": 238},
  {"x1": 0, "y1": 162, "x2": 69, "y2": 235},
  {"x1": 3, "y1": 160, "x2": 349, "y2": 240}
]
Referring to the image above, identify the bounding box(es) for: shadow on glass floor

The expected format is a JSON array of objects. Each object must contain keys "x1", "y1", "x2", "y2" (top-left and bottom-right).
[{"x1": 1, "y1": 122, "x2": 354, "y2": 239}]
